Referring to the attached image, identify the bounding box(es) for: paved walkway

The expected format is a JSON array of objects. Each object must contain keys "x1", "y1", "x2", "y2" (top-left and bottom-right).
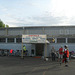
[{"x1": 0, "y1": 56, "x2": 75, "y2": 75}]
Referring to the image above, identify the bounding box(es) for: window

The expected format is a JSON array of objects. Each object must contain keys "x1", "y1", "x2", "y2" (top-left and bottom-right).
[
  {"x1": 68, "y1": 38, "x2": 75, "y2": 43},
  {"x1": 7, "y1": 38, "x2": 14, "y2": 43},
  {"x1": 16, "y1": 38, "x2": 22, "y2": 43},
  {"x1": 57, "y1": 38, "x2": 66, "y2": 43},
  {"x1": 47, "y1": 38, "x2": 55, "y2": 43},
  {"x1": 0, "y1": 38, "x2": 6, "y2": 43}
]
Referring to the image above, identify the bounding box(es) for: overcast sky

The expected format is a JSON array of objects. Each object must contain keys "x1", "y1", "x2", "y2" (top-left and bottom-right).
[{"x1": 0, "y1": 0, "x2": 75, "y2": 27}]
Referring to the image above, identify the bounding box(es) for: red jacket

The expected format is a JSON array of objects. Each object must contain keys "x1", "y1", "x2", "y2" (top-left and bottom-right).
[
  {"x1": 59, "y1": 48, "x2": 63, "y2": 55},
  {"x1": 66, "y1": 50, "x2": 69, "y2": 58},
  {"x1": 10, "y1": 49, "x2": 13, "y2": 54},
  {"x1": 64, "y1": 49, "x2": 69, "y2": 58}
]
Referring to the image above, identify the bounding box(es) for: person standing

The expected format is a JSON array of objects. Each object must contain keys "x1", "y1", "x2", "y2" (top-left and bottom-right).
[
  {"x1": 10, "y1": 49, "x2": 13, "y2": 56},
  {"x1": 23, "y1": 45, "x2": 26, "y2": 56},
  {"x1": 1, "y1": 50, "x2": 4, "y2": 56},
  {"x1": 63, "y1": 45, "x2": 69, "y2": 67},
  {"x1": 58, "y1": 46, "x2": 63, "y2": 65},
  {"x1": 51, "y1": 46, "x2": 56, "y2": 61}
]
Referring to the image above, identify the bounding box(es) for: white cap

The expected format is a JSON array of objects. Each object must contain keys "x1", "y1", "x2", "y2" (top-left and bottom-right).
[{"x1": 65, "y1": 45, "x2": 68, "y2": 47}]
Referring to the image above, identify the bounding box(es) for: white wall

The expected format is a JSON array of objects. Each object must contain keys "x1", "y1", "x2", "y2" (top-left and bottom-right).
[{"x1": 0, "y1": 43, "x2": 75, "y2": 57}]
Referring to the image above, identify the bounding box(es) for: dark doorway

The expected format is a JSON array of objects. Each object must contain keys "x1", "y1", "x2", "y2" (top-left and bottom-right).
[{"x1": 35, "y1": 44, "x2": 44, "y2": 56}]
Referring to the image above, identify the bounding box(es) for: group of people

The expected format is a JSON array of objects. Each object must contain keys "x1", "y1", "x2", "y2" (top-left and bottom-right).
[{"x1": 51, "y1": 45, "x2": 69, "y2": 67}]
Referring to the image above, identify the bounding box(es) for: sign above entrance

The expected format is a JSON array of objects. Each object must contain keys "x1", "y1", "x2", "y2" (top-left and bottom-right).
[{"x1": 22, "y1": 35, "x2": 48, "y2": 43}]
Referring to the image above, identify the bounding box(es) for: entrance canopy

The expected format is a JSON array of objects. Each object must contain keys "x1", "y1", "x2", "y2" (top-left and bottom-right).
[{"x1": 22, "y1": 34, "x2": 49, "y2": 44}]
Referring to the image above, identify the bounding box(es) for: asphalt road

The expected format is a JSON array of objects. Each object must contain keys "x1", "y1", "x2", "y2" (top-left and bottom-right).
[{"x1": 0, "y1": 56, "x2": 75, "y2": 75}]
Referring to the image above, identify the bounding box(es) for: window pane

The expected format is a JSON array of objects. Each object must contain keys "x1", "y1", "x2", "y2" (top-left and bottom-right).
[
  {"x1": 0, "y1": 38, "x2": 6, "y2": 43},
  {"x1": 16, "y1": 38, "x2": 22, "y2": 43},
  {"x1": 47, "y1": 38, "x2": 55, "y2": 43},
  {"x1": 68, "y1": 38, "x2": 75, "y2": 43},
  {"x1": 57, "y1": 38, "x2": 66, "y2": 43},
  {"x1": 8, "y1": 38, "x2": 14, "y2": 43}
]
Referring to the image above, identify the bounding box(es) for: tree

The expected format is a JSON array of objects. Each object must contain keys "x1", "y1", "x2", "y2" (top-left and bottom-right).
[
  {"x1": 0, "y1": 19, "x2": 9, "y2": 27},
  {"x1": 6, "y1": 25, "x2": 9, "y2": 27},
  {"x1": 3, "y1": 24, "x2": 5, "y2": 27},
  {"x1": 0, "y1": 20, "x2": 4, "y2": 27}
]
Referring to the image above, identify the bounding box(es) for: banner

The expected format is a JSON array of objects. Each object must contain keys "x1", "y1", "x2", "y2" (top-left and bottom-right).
[{"x1": 22, "y1": 35, "x2": 47, "y2": 43}]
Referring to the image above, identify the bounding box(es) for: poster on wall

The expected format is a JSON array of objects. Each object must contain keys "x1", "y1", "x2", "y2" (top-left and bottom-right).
[{"x1": 22, "y1": 34, "x2": 47, "y2": 43}]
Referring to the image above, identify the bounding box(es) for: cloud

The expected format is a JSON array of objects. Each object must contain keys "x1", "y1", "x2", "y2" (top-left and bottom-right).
[
  {"x1": 7, "y1": 13, "x2": 75, "y2": 27},
  {"x1": 0, "y1": 5, "x2": 8, "y2": 13},
  {"x1": 6, "y1": 12, "x2": 67, "y2": 27},
  {"x1": 2, "y1": 9, "x2": 73, "y2": 27},
  {"x1": 51, "y1": 0, "x2": 75, "y2": 18},
  {"x1": 69, "y1": 17, "x2": 75, "y2": 25},
  {"x1": 2, "y1": 8, "x2": 8, "y2": 12},
  {"x1": 2, "y1": 0, "x2": 75, "y2": 27}
]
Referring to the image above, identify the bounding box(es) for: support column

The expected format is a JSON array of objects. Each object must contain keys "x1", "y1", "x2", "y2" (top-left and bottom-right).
[
  {"x1": 6, "y1": 38, "x2": 7, "y2": 43},
  {"x1": 21, "y1": 42, "x2": 23, "y2": 59},
  {"x1": 45, "y1": 42, "x2": 47, "y2": 57},
  {"x1": 14, "y1": 38, "x2": 16, "y2": 43},
  {"x1": 66, "y1": 38, "x2": 67, "y2": 43},
  {"x1": 55, "y1": 38, "x2": 57, "y2": 43}
]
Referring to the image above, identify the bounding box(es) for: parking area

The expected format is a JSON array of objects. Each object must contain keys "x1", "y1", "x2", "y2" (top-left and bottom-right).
[{"x1": 0, "y1": 56, "x2": 75, "y2": 75}]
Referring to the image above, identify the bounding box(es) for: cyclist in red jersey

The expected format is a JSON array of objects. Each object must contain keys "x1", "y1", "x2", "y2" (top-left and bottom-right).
[{"x1": 58, "y1": 46, "x2": 63, "y2": 65}]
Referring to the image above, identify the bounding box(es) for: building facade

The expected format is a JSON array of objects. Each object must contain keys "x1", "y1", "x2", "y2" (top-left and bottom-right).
[{"x1": 0, "y1": 26, "x2": 75, "y2": 57}]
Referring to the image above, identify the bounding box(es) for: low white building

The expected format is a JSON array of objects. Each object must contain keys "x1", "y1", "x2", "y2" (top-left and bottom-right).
[{"x1": 0, "y1": 26, "x2": 75, "y2": 57}]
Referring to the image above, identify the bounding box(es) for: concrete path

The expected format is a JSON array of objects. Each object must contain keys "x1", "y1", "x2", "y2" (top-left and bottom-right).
[{"x1": 0, "y1": 56, "x2": 75, "y2": 75}]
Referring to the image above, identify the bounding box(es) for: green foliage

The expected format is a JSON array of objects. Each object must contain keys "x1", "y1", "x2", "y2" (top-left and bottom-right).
[
  {"x1": 6, "y1": 25, "x2": 9, "y2": 27},
  {"x1": 0, "y1": 20, "x2": 4, "y2": 27},
  {"x1": 3, "y1": 24, "x2": 5, "y2": 27},
  {"x1": 0, "y1": 20, "x2": 9, "y2": 28}
]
